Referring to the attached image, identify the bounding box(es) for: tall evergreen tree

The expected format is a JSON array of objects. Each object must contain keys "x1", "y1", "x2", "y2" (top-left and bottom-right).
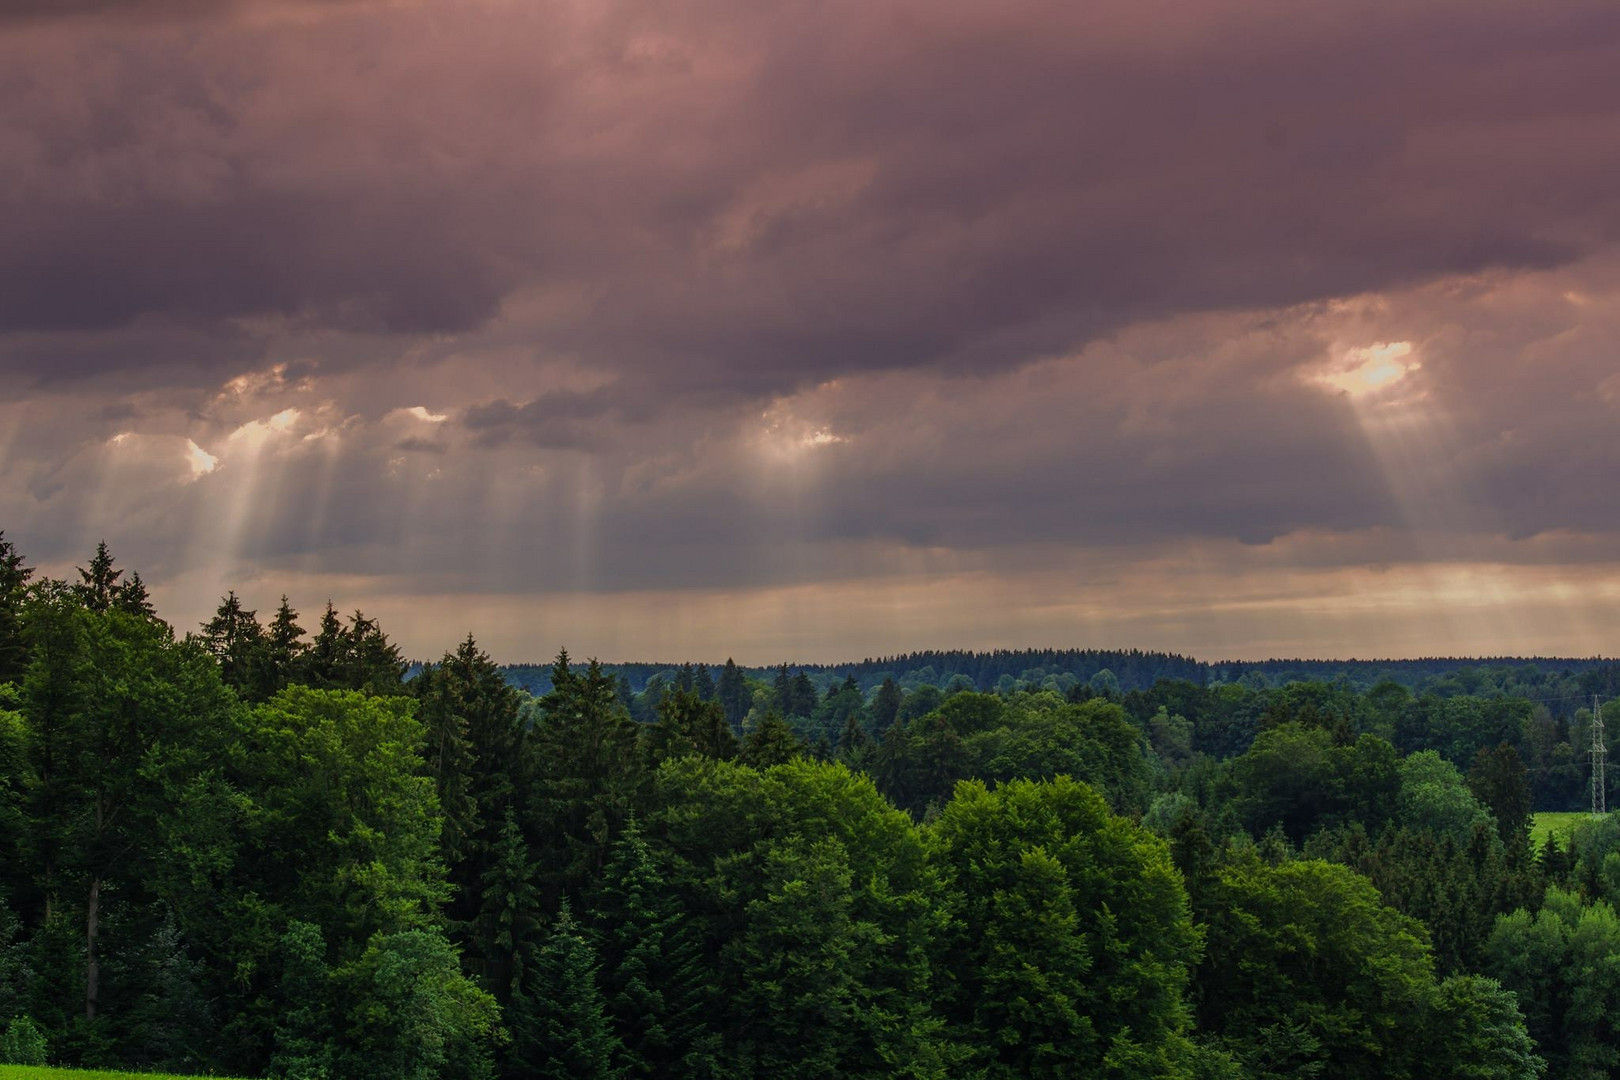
[
  {"x1": 872, "y1": 678, "x2": 903, "y2": 731},
  {"x1": 264, "y1": 596, "x2": 307, "y2": 694},
  {"x1": 646, "y1": 689, "x2": 737, "y2": 764},
  {"x1": 0, "y1": 531, "x2": 34, "y2": 685},
  {"x1": 717, "y1": 659, "x2": 749, "y2": 732},
  {"x1": 693, "y1": 665, "x2": 716, "y2": 702},
  {"x1": 200, "y1": 592, "x2": 267, "y2": 699},
  {"x1": 589, "y1": 818, "x2": 716, "y2": 1077},
  {"x1": 74, "y1": 540, "x2": 123, "y2": 613},
  {"x1": 531, "y1": 653, "x2": 646, "y2": 896},
  {"x1": 512, "y1": 902, "x2": 626, "y2": 1080},
  {"x1": 415, "y1": 634, "x2": 528, "y2": 955},
  {"x1": 299, "y1": 601, "x2": 347, "y2": 689},
  {"x1": 343, "y1": 610, "x2": 406, "y2": 695},
  {"x1": 477, "y1": 810, "x2": 543, "y2": 1007},
  {"x1": 113, "y1": 571, "x2": 156, "y2": 619},
  {"x1": 740, "y1": 712, "x2": 805, "y2": 769}
]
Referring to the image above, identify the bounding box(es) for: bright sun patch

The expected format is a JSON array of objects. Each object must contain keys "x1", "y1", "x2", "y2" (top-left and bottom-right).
[
  {"x1": 184, "y1": 439, "x2": 219, "y2": 478},
  {"x1": 1318, "y1": 341, "x2": 1418, "y2": 396}
]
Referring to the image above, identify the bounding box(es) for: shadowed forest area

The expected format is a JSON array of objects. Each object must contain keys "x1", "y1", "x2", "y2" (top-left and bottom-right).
[{"x1": 4, "y1": 535, "x2": 1618, "y2": 1078}]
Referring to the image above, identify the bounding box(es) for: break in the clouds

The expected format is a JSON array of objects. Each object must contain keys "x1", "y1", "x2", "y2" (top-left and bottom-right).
[{"x1": 3, "y1": 0, "x2": 1620, "y2": 661}]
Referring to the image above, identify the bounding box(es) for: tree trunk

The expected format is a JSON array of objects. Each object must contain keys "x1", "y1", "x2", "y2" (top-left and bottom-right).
[{"x1": 85, "y1": 875, "x2": 100, "y2": 1021}]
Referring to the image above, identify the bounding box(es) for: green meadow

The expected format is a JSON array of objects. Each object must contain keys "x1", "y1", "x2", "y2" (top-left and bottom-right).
[
  {"x1": 0, "y1": 1068, "x2": 249, "y2": 1080},
  {"x1": 1531, "y1": 810, "x2": 1591, "y2": 848}
]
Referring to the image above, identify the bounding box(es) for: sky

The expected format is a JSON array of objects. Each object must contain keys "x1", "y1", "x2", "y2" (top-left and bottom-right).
[{"x1": 3, "y1": 0, "x2": 1620, "y2": 664}]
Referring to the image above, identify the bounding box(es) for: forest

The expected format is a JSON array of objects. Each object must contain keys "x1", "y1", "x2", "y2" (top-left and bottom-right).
[{"x1": 3, "y1": 533, "x2": 1619, "y2": 1079}]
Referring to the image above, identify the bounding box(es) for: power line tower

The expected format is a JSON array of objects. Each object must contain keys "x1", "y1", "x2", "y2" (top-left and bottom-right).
[{"x1": 1594, "y1": 693, "x2": 1607, "y2": 817}]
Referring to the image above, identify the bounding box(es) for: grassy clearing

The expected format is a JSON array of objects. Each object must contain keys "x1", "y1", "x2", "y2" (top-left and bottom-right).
[
  {"x1": 1531, "y1": 810, "x2": 1592, "y2": 848},
  {"x1": 0, "y1": 1067, "x2": 250, "y2": 1079}
]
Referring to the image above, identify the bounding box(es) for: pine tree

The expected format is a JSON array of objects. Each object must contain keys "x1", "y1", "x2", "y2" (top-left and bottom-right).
[
  {"x1": 270, "y1": 921, "x2": 333, "y2": 1080},
  {"x1": 0, "y1": 1015, "x2": 47, "y2": 1065},
  {"x1": 838, "y1": 710, "x2": 871, "y2": 766},
  {"x1": 589, "y1": 818, "x2": 715, "y2": 1077},
  {"x1": 113, "y1": 570, "x2": 157, "y2": 619},
  {"x1": 416, "y1": 656, "x2": 478, "y2": 873},
  {"x1": 75, "y1": 540, "x2": 123, "y2": 612},
  {"x1": 512, "y1": 902, "x2": 625, "y2": 1080},
  {"x1": 872, "y1": 677, "x2": 903, "y2": 731},
  {"x1": 0, "y1": 531, "x2": 34, "y2": 684},
  {"x1": 418, "y1": 634, "x2": 527, "y2": 951},
  {"x1": 740, "y1": 712, "x2": 805, "y2": 769},
  {"x1": 532, "y1": 654, "x2": 646, "y2": 894},
  {"x1": 693, "y1": 664, "x2": 716, "y2": 702},
  {"x1": 299, "y1": 601, "x2": 347, "y2": 689},
  {"x1": 477, "y1": 810, "x2": 543, "y2": 1006},
  {"x1": 717, "y1": 659, "x2": 749, "y2": 732},
  {"x1": 200, "y1": 592, "x2": 267, "y2": 698},
  {"x1": 772, "y1": 664, "x2": 793, "y2": 717},
  {"x1": 343, "y1": 610, "x2": 405, "y2": 695},
  {"x1": 265, "y1": 596, "x2": 307, "y2": 693},
  {"x1": 647, "y1": 689, "x2": 737, "y2": 764}
]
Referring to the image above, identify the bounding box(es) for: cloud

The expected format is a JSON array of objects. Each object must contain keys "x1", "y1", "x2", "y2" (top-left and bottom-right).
[
  {"x1": 5, "y1": 0, "x2": 1620, "y2": 658},
  {"x1": 1, "y1": 0, "x2": 1617, "y2": 398}
]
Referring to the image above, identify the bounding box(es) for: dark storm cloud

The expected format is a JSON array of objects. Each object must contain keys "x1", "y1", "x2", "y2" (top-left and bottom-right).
[
  {"x1": 7, "y1": 0, "x2": 1620, "y2": 661},
  {"x1": 462, "y1": 387, "x2": 631, "y2": 450},
  {"x1": 2, "y1": 0, "x2": 1619, "y2": 394},
  {"x1": 0, "y1": 0, "x2": 370, "y2": 25}
]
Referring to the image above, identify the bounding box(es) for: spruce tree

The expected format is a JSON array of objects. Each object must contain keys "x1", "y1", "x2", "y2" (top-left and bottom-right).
[
  {"x1": 872, "y1": 678, "x2": 903, "y2": 731},
  {"x1": 693, "y1": 664, "x2": 716, "y2": 702},
  {"x1": 200, "y1": 592, "x2": 267, "y2": 699},
  {"x1": 512, "y1": 902, "x2": 625, "y2": 1080},
  {"x1": 343, "y1": 610, "x2": 406, "y2": 694},
  {"x1": 74, "y1": 540, "x2": 123, "y2": 612},
  {"x1": 0, "y1": 531, "x2": 34, "y2": 685},
  {"x1": 113, "y1": 570, "x2": 157, "y2": 619},
  {"x1": 589, "y1": 818, "x2": 714, "y2": 1077},
  {"x1": 299, "y1": 601, "x2": 347, "y2": 689},
  {"x1": 265, "y1": 596, "x2": 307, "y2": 693},
  {"x1": 717, "y1": 659, "x2": 749, "y2": 732},
  {"x1": 477, "y1": 810, "x2": 543, "y2": 1006},
  {"x1": 740, "y1": 712, "x2": 805, "y2": 769},
  {"x1": 417, "y1": 634, "x2": 527, "y2": 949},
  {"x1": 531, "y1": 653, "x2": 645, "y2": 893}
]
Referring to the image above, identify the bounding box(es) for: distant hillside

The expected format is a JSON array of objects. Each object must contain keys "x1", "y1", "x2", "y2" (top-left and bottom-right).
[{"x1": 498, "y1": 648, "x2": 1620, "y2": 713}]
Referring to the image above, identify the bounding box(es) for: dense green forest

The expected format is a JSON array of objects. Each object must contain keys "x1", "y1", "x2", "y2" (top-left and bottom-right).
[
  {"x1": 501, "y1": 650, "x2": 1617, "y2": 722},
  {"x1": 5, "y1": 534, "x2": 1620, "y2": 1078}
]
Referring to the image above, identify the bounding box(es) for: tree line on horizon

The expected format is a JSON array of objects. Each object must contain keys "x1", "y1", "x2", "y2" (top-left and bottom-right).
[{"x1": 5, "y1": 533, "x2": 1620, "y2": 1078}]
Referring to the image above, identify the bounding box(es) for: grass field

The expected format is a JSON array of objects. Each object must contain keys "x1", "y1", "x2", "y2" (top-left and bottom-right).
[
  {"x1": 1531, "y1": 810, "x2": 1591, "y2": 848},
  {"x1": 0, "y1": 1067, "x2": 249, "y2": 1079}
]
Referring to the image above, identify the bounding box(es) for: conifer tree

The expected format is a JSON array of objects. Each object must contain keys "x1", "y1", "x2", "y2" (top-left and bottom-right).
[
  {"x1": 740, "y1": 712, "x2": 805, "y2": 769},
  {"x1": 75, "y1": 540, "x2": 123, "y2": 613},
  {"x1": 200, "y1": 592, "x2": 266, "y2": 698},
  {"x1": 417, "y1": 634, "x2": 527, "y2": 947},
  {"x1": 0, "y1": 531, "x2": 34, "y2": 685},
  {"x1": 343, "y1": 610, "x2": 406, "y2": 695},
  {"x1": 872, "y1": 677, "x2": 903, "y2": 731},
  {"x1": 299, "y1": 601, "x2": 347, "y2": 689},
  {"x1": 477, "y1": 810, "x2": 543, "y2": 1005},
  {"x1": 647, "y1": 689, "x2": 737, "y2": 764},
  {"x1": 512, "y1": 902, "x2": 625, "y2": 1080},
  {"x1": 532, "y1": 653, "x2": 646, "y2": 893},
  {"x1": 265, "y1": 596, "x2": 307, "y2": 693},
  {"x1": 717, "y1": 659, "x2": 749, "y2": 732},
  {"x1": 113, "y1": 570, "x2": 157, "y2": 619},
  {"x1": 589, "y1": 818, "x2": 715, "y2": 1077},
  {"x1": 693, "y1": 664, "x2": 716, "y2": 702}
]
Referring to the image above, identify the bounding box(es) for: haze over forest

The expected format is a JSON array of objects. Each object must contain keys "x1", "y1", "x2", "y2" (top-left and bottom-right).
[{"x1": 3, "y1": 0, "x2": 1620, "y2": 662}]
